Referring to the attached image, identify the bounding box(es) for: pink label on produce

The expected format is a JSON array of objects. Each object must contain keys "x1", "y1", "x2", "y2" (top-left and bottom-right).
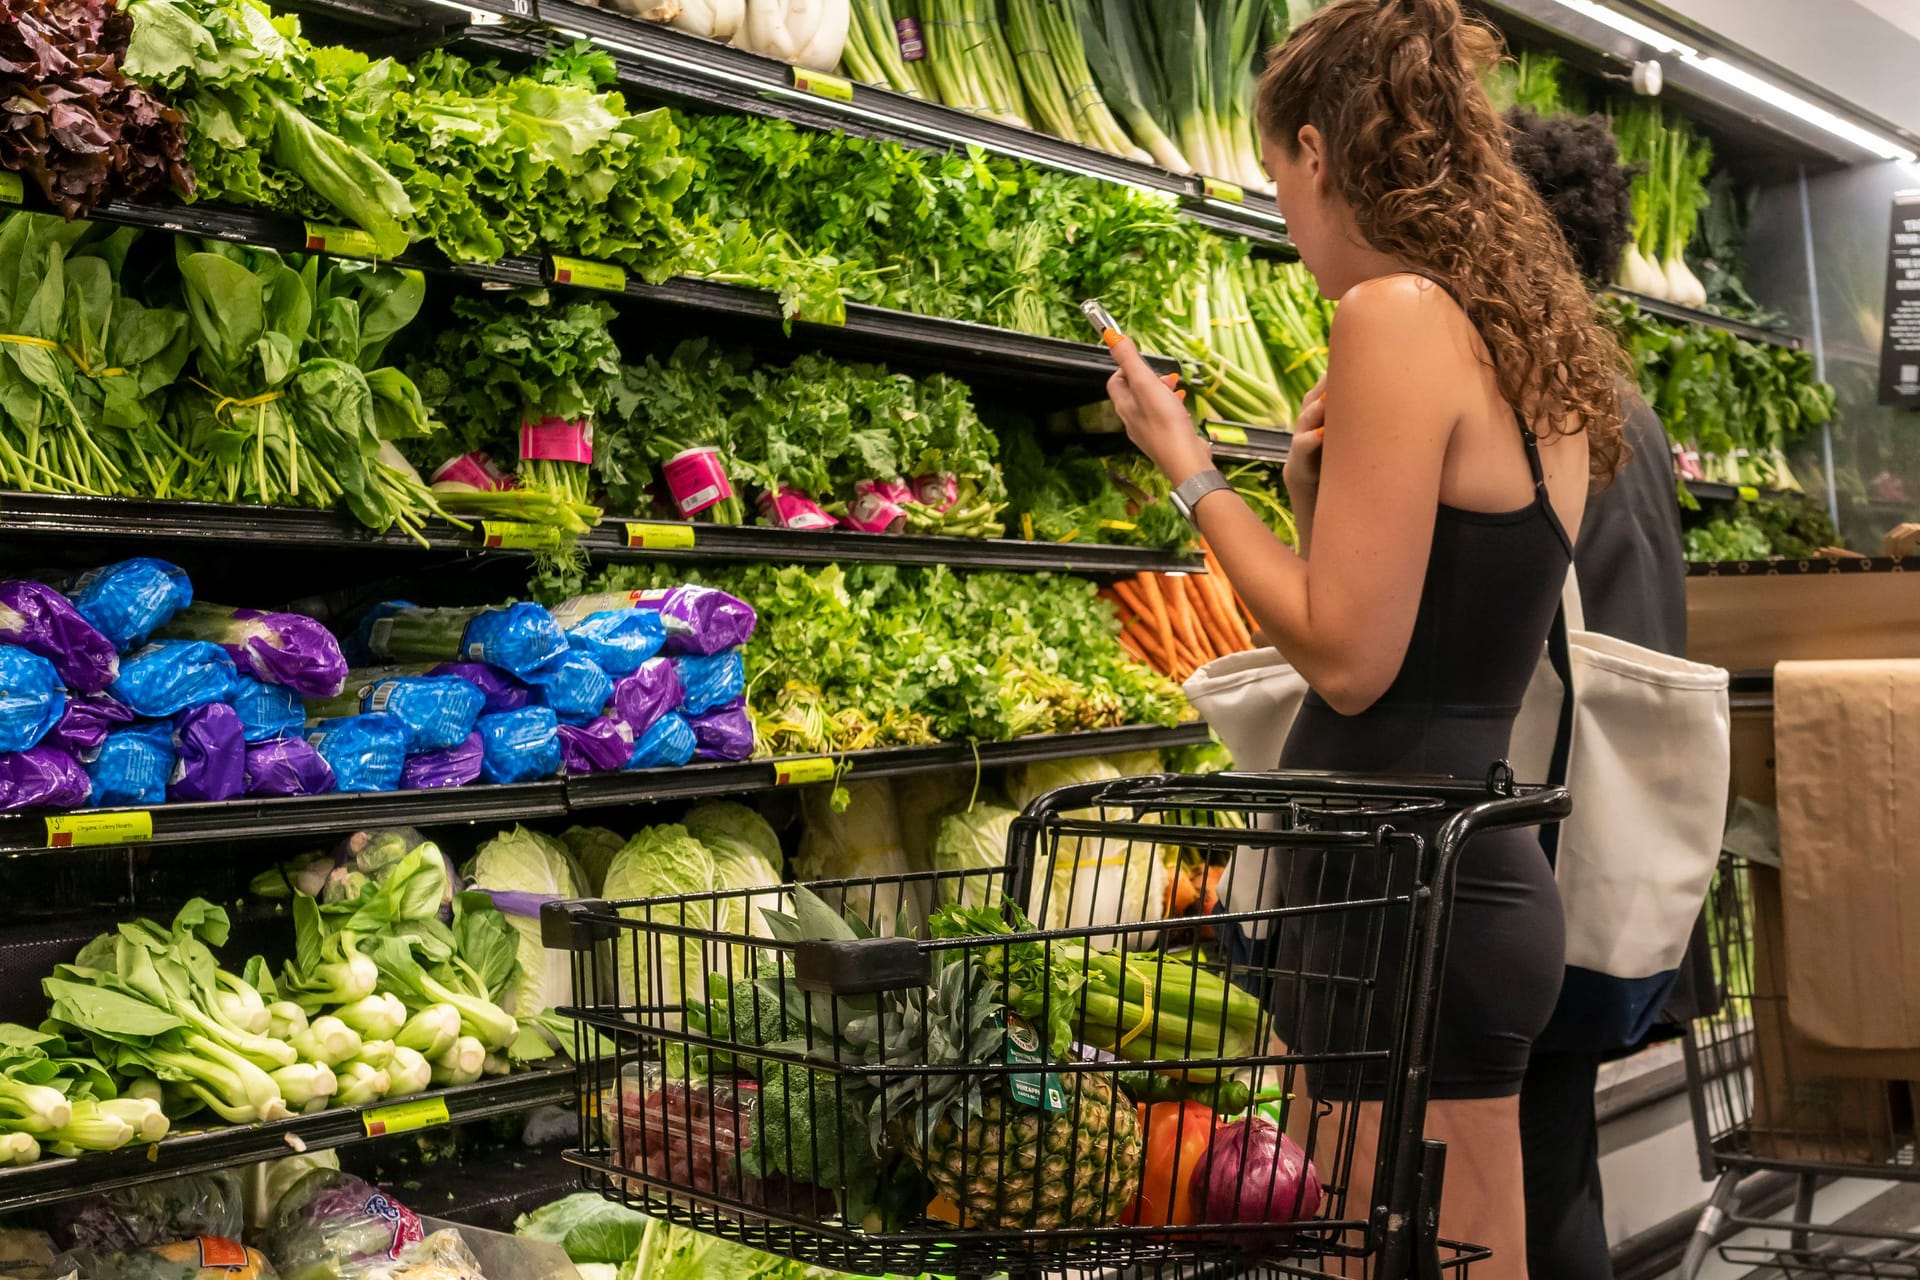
[
  {"x1": 846, "y1": 481, "x2": 906, "y2": 533},
  {"x1": 520, "y1": 417, "x2": 594, "y2": 464},
  {"x1": 758, "y1": 486, "x2": 838, "y2": 530},
  {"x1": 912, "y1": 473, "x2": 959, "y2": 511},
  {"x1": 431, "y1": 451, "x2": 512, "y2": 492},
  {"x1": 663, "y1": 447, "x2": 734, "y2": 516},
  {"x1": 895, "y1": 17, "x2": 926, "y2": 60}
]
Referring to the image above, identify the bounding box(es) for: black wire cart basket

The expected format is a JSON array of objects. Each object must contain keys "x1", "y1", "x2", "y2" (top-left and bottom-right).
[
  {"x1": 1679, "y1": 851, "x2": 1920, "y2": 1278},
  {"x1": 543, "y1": 767, "x2": 1569, "y2": 1279}
]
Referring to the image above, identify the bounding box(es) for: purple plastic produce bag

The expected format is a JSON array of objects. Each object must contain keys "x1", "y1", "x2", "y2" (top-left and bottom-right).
[
  {"x1": 0, "y1": 582, "x2": 120, "y2": 693},
  {"x1": 401, "y1": 732, "x2": 485, "y2": 790},
  {"x1": 643, "y1": 585, "x2": 757, "y2": 656},
  {"x1": 426, "y1": 663, "x2": 531, "y2": 715},
  {"x1": 690, "y1": 700, "x2": 755, "y2": 762},
  {"x1": 170, "y1": 703, "x2": 246, "y2": 803},
  {"x1": 43, "y1": 691, "x2": 135, "y2": 757},
  {"x1": 244, "y1": 737, "x2": 336, "y2": 797},
  {"x1": 0, "y1": 746, "x2": 90, "y2": 812},
  {"x1": 559, "y1": 716, "x2": 636, "y2": 775},
  {"x1": 211, "y1": 609, "x2": 349, "y2": 699},
  {"x1": 611, "y1": 658, "x2": 681, "y2": 734}
]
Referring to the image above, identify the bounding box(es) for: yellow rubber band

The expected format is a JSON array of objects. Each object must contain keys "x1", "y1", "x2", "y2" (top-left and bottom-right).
[
  {"x1": 0, "y1": 333, "x2": 60, "y2": 353},
  {"x1": 1284, "y1": 345, "x2": 1330, "y2": 374},
  {"x1": 0, "y1": 334, "x2": 126, "y2": 378},
  {"x1": 191, "y1": 378, "x2": 286, "y2": 419},
  {"x1": 62, "y1": 346, "x2": 125, "y2": 378},
  {"x1": 1118, "y1": 986, "x2": 1157, "y2": 1050}
]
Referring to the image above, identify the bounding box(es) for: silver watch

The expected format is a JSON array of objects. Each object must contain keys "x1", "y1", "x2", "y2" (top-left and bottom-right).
[{"x1": 1170, "y1": 469, "x2": 1233, "y2": 526}]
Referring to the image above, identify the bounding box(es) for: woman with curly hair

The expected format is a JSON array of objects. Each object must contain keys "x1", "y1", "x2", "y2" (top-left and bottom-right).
[{"x1": 1103, "y1": 0, "x2": 1629, "y2": 1271}]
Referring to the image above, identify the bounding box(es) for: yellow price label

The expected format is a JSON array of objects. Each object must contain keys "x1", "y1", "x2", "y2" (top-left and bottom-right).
[
  {"x1": 792, "y1": 67, "x2": 854, "y2": 103},
  {"x1": 1737, "y1": 485, "x2": 1760, "y2": 501},
  {"x1": 1098, "y1": 519, "x2": 1138, "y2": 532},
  {"x1": 625, "y1": 522, "x2": 698, "y2": 550},
  {"x1": 481, "y1": 521, "x2": 562, "y2": 551},
  {"x1": 1201, "y1": 177, "x2": 1245, "y2": 204},
  {"x1": 1207, "y1": 424, "x2": 1250, "y2": 446},
  {"x1": 361, "y1": 1096, "x2": 450, "y2": 1137},
  {"x1": 46, "y1": 811, "x2": 153, "y2": 849},
  {"x1": 0, "y1": 173, "x2": 22, "y2": 205},
  {"x1": 1020, "y1": 512, "x2": 1035, "y2": 542},
  {"x1": 774, "y1": 757, "x2": 837, "y2": 787},
  {"x1": 304, "y1": 223, "x2": 382, "y2": 260},
  {"x1": 551, "y1": 256, "x2": 628, "y2": 293}
]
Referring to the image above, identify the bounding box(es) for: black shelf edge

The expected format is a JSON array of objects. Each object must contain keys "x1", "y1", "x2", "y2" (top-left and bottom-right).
[
  {"x1": 1687, "y1": 556, "x2": 1901, "y2": 576},
  {"x1": 1602, "y1": 288, "x2": 1804, "y2": 349},
  {"x1": 0, "y1": 725, "x2": 1214, "y2": 855},
  {"x1": 0, "y1": 1063, "x2": 577, "y2": 1217},
  {"x1": 565, "y1": 723, "x2": 1215, "y2": 812},
  {"x1": 1203, "y1": 421, "x2": 1294, "y2": 465},
  {"x1": 1680, "y1": 478, "x2": 1791, "y2": 504},
  {"x1": 0, "y1": 781, "x2": 570, "y2": 857},
  {"x1": 0, "y1": 492, "x2": 1200, "y2": 576}
]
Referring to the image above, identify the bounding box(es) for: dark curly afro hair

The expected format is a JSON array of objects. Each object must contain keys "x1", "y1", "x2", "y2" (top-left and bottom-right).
[{"x1": 1504, "y1": 106, "x2": 1636, "y2": 283}]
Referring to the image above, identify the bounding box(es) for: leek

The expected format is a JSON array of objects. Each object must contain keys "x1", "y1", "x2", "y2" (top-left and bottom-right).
[
  {"x1": 923, "y1": 0, "x2": 1033, "y2": 127},
  {"x1": 1078, "y1": 0, "x2": 1190, "y2": 172}
]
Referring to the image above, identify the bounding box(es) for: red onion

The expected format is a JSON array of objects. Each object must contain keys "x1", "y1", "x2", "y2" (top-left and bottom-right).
[{"x1": 1189, "y1": 1117, "x2": 1324, "y2": 1226}]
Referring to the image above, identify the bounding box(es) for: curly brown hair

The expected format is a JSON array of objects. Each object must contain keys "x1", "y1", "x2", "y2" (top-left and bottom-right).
[{"x1": 1257, "y1": 0, "x2": 1628, "y2": 482}]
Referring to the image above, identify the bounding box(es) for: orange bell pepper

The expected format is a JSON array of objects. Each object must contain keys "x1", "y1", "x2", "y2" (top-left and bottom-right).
[{"x1": 1121, "y1": 1101, "x2": 1218, "y2": 1229}]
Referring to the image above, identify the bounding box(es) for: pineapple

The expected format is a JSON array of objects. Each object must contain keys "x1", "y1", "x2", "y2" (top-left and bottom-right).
[{"x1": 877, "y1": 948, "x2": 1143, "y2": 1233}]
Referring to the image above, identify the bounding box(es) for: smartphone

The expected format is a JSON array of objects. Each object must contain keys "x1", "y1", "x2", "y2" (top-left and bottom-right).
[{"x1": 1080, "y1": 298, "x2": 1123, "y2": 344}]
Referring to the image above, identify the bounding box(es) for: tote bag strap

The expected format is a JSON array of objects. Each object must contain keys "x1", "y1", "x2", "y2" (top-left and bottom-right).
[{"x1": 1540, "y1": 567, "x2": 1581, "y2": 867}]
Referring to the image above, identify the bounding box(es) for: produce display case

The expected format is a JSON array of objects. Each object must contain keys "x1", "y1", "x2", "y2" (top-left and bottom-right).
[{"x1": 546, "y1": 770, "x2": 1568, "y2": 1278}]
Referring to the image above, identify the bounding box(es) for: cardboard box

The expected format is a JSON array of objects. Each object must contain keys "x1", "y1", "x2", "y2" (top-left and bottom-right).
[{"x1": 1745, "y1": 864, "x2": 1910, "y2": 1163}]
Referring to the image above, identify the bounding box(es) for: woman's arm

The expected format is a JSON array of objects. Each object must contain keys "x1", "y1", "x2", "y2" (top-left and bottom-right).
[{"x1": 1107, "y1": 278, "x2": 1459, "y2": 713}]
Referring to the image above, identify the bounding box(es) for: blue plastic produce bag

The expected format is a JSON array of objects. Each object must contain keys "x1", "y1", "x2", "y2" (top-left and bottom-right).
[
  {"x1": 675, "y1": 651, "x2": 745, "y2": 717},
  {"x1": 402, "y1": 732, "x2": 485, "y2": 790},
  {"x1": 87, "y1": 723, "x2": 173, "y2": 808},
  {"x1": 63, "y1": 559, "x2": 193, "y2": 651},
  {"x1": 170, "y1": 704, "x2": 246, "y2": 803},
  {"x1": 426, "y1": 663, "x2": 530, "y2": 715},
  {"x1": 0, "y1": 581, "x2": 119, "y2": 693},
  {"x1": 305, "y1": 715, "x2": 406, "y2": 794},
  {"x1": 0, "y1": 645, "x2": 65, "y2": 753},
  {"x1": 44, "y1": 691, "x2": 135, "y2": 757},
  {"x1": 477, "y1": 707, "x2": 561, "y2": 784},
  {"x1": 529, "y1": 650, "x2": 613, "y2": 725},
  {"x1": 111, "y1": 641, "x2": 237, "y2": 718},
  {"x1": 690, "y1": 701, "x2": 756, "y2": 762},
  {"x1": 564, "y1": 609, "x2": 666, "y2": 677},
  {"x1": 461, "y1": 604, "x2": 568, "y2": 679},
  {"x1": 229, "y1": 676, "x2": 304, "y2": 744},
  {"x1": 0, "y1": 747, "x2": 89, "y2": 812},
  {"x1": 628, "y1": 712, "x2": 696, "y2": 770},
  {"x1": 245, "y1": 737, "x2": 336, "y2": 798},
  {"x1": 356, "y1": 675, "x2": 485, "y2": 752}
]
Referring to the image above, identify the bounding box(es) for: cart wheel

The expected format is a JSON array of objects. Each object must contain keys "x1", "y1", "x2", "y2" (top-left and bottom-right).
[{"x1": 1678, "y1": 1170, "x2": 1741, "y2": 1280}]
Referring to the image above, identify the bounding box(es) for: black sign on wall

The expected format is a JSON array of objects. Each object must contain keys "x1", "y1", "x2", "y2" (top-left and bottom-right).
[{"x1": 1883, "y1": 191, "x2": 1920, "y2": 408}]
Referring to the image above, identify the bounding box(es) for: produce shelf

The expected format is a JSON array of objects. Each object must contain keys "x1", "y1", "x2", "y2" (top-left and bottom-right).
[
  {"x1": 72, "y1": 197, "x2": 1170, "y2": 403},
  {"x1": 0, "y1": 1062, "x2": 578, "y2": 1217},
  {"x1": 0, "y1": 726, "x2": 1213, "y2": 856},
  {"x1": 564, "y1": 722, "x2": 1216, "y2": 813},
  {"x1": 441, "y1": 13, "x2": 1297, "y2": 257},
  {"x1": 1688, "y1": 554, "x2": 1894, "y2": 576},
  {"x1": 0, "y1": 492, "x2": 1200, "y2": 576},
  {"x1": 1202, "y1": 421, "x2": 1295, "y2": 464},
  {"x1": 1603, "y1": 288, "x2": 1804, "y2": 349},
  {"x1": 1680, "y1": 478, "x2": 1791, "y2": 504}
]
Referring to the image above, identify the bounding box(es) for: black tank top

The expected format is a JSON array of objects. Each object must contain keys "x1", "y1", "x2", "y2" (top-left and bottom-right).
[{"x1": 1280, "y1": 273, "x2": 1574, "y2": 777}]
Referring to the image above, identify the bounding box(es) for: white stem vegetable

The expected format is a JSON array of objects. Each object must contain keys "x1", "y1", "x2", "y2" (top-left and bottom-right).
[
  {"x1": 334, "y1": 1061, "x2": 390, "y2": 1107},
  {"x1": 336, "y1": 993, "x2": 407, "y2": 1042},
  {"x1": 268, "y1": 1002, "x2": 309, "y2": 1041},
  {"x1": 429, "y1": 1036, "x2": 486, "y2": 1087},
  {"x1": 271, "y1": 1063, "x2": 338, "y2": 1110},
  {"x1": 97, "y1": 1098, "x2": 171, "y2": 1143},
  {"x1": 385, "y1": 1046, "x2": 432, "y2": 1097},
  {"x1": 395, "y1": 1004, "x2": 461, "y2": 1060},
  {"x1": 353, "y1": 1040, "x2": 395, "y2": 1070},
  {"x1": 291, "y1": 1017, "x2": 363, "y2": 1067},
  {"x1": 670, "y1": 0, "x2": 743, "y2": 37}
]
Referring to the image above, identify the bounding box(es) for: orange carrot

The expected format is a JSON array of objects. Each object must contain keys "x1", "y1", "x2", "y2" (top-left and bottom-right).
[
  {"x1": 1138, "y1": 573, "x2": 1177, "y2": 672},
  {"x1": 1117, "y1": 631, "x2": 1149, "y2": 664},
  {"x1": 1111, "y1": 578, "x2": 1152, "y2": 619},
  {"x1": 1167, "y1": 577, "x2": 1209, "y2": 661}
]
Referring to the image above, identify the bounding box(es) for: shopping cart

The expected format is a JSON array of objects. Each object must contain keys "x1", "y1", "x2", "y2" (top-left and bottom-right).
[
  {"x1": 1679, "y1": 851, "x2": 1920, "y2": 1277},
  {"x1": 543, "y1": 767, "x2": 1568, "y2": 1279}
]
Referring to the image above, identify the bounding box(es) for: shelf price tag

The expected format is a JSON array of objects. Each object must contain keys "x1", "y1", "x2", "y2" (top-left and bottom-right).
[
  {"x1": 625, "y1": 522, "x2": 697, "y2": 550},
  {"x1": 1737, "y1": 486, "x2": 1761, "y2": 501},
  {"x1": 551, "y1": 256, "x2": 628, "y2": 294},
  {"x1": 498, "y1": 0, "x2": 537, "y2": 17},
  {"x1": 362, "y1": 1096, "x2": 450, "y2": 1137},
  {"x1": 46, "y1": 812, "x2": 153, "y2": 849},
  {"x1": 1201, "y1": 177, "x2": 1245, "y2": 205},
  {"x1": 774, "y1": 757, "x2": 837, "y2": 787},
  {"x1": 792, "y1": 67, "x2": 854, "y2": 104},
  {"x1": 481, "y1": 521, "x2": 561, "y2": 551},
  {"x1": 1207, "y1": 424, "x2": 1250, "y2": 446},
  {"x1": 304, "y1": 223, "x2": 382, "y2": 260},
  {"x1": 0, "y1": 173, "x2": 22, "y2": 206}
]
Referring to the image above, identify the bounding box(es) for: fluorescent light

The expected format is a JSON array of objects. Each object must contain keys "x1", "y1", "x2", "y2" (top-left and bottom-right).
[
  {"x1": 1541, "y1": 0, "x2": 1697, "y2": 56},
  {"x1": 1682, "y1": 54, "x2": 1919, "y2": 162}
]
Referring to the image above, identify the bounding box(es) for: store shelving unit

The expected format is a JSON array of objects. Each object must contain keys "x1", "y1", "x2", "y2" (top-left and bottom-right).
[
  {"x1": 1687, "y1": 554, "x2": 1893, "y2": 576},
  {"x1": 0, "y1": 1063, "x2": 577, "y2": 1216},
  {"x1": 1603, "y1": 287, "x2": 1804, "y2": 349}
]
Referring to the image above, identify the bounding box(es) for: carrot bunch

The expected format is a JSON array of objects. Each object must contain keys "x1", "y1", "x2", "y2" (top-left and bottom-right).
[{"x1": 1104, "y1": 546, "x2": 1255, "y2": 682}]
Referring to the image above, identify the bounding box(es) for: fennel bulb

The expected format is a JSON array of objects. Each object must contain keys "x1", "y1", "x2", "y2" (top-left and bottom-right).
[
  {"x1": 671, "y1": 0, "x2": 744, "y2": 38},
  {"x1": 741, "y1": 0, "x2": 830, "y2": 63},
  {"x1": 607, "y1": 0, "x2": 684, "y2": 18},
  {"x1": 1663, "y1": 252, "x2": 1707, "y2": 308},
  {"x1": 791, "y1": 0, "x2": 849, "y2": 70},
  {"x1": 1619, "y1": 244, "x2": 1666, "y2": 298}
]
